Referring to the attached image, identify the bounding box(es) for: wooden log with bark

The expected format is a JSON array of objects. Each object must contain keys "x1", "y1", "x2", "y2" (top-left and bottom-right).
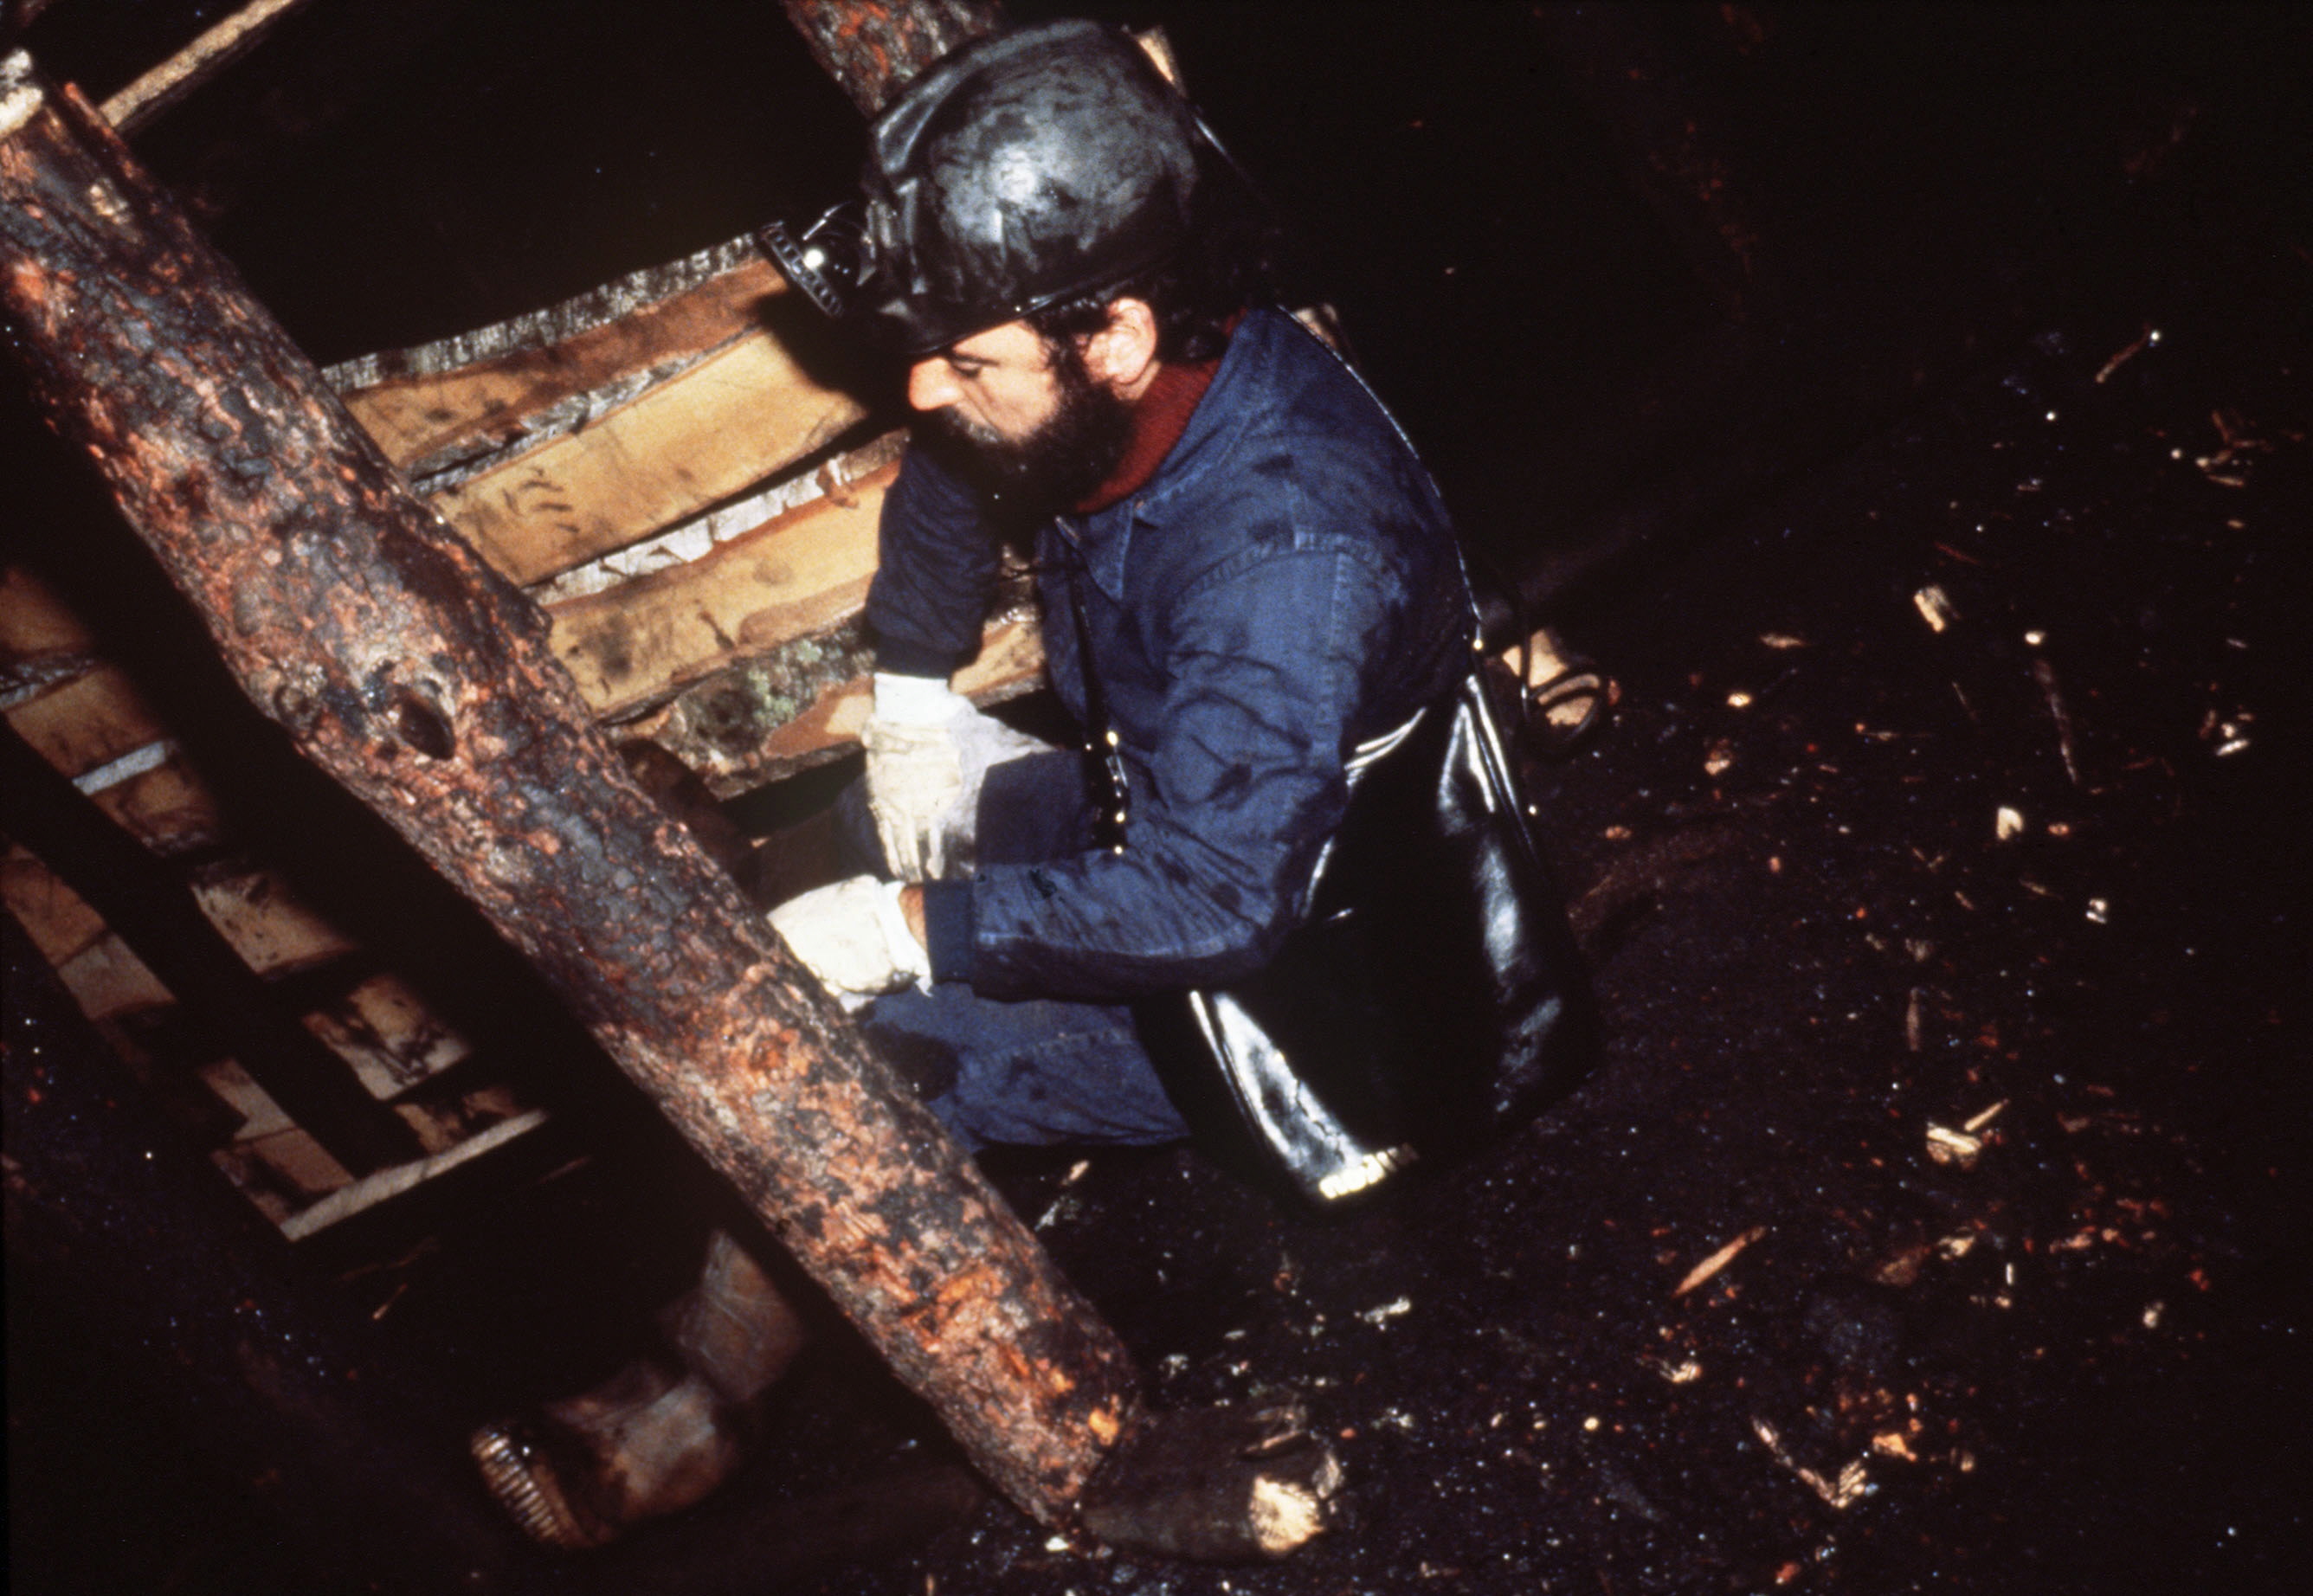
[
  {"x1": 2, "y1": 56, "x2": 1137, "y2": 1525},
  {"x1": 778, "y1": 0, "x2": 1005, "y2": 115}
]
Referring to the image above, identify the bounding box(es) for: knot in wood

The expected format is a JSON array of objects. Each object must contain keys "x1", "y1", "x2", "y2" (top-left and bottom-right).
[
  {"x1": 392, "y1": 688, "x2": 455, "y2": 760},
  {"x1": 479, "y1": 843, "x2": 531, "y2": 890},
  {"x1": 359, "y1": 660, "x2": 458, "y2": 761}
]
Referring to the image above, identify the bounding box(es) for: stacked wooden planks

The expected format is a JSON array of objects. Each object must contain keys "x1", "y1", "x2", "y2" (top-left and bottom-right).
[
  {"x1": 325, "y1": 232, "x2": 1044, "y2": 795},
  {"x1": 5, "y1": 229, "x2": 1032, "y2": 1234},
  {"x1": 0, "y1": 563, "x2": 531, "y2": 1224}
]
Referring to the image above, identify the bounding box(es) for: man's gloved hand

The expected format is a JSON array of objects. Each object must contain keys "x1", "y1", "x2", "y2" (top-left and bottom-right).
[
  {"x1": 861, "y1": 673, "x2": 1049, "y2": 881},
  {"x1": 767, "y1": 877, "x2": 931, "y2": 1010}
]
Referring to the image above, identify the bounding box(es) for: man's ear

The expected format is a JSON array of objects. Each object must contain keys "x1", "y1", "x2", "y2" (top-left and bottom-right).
[{"x1": 1081, "y1": 297, "x2": 1161, "y2": 398}]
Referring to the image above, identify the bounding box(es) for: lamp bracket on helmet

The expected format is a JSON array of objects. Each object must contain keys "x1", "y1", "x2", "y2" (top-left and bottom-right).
[
  {"x1": 757, "y1": 19, "x2": 1247, "y2": 355},
  {"x1": 755, "y1": 203, "x2": 867, "y2": 322}
]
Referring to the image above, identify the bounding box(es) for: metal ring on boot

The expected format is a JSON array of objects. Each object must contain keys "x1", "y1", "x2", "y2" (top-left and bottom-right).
[{"x1": 471, "y1": 1419, "x2": 610, "y2": 1551}]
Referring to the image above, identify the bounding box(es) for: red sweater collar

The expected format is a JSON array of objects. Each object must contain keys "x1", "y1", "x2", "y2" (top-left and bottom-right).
[{"x1": 1069, "y1": 316, "x2": 1240, "y2": 514}]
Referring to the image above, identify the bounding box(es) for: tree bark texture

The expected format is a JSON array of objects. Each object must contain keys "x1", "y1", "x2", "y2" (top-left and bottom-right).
[
  {"x1": 0, "y1": 68, "x2": 1137, "y2": 1523},
  {"x1": 778, "y1": 0, "x2": 1005, "y2": 115}
]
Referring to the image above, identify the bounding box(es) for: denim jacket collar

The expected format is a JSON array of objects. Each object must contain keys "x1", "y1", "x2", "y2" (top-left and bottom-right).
[{"x1": 1057, "y1": 307, "x2": 1298, "y2": 603}]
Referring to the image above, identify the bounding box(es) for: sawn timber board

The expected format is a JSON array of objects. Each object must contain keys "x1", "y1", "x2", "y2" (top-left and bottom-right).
[
  {"x1": 425, "y1": 329, "x2": 869, "y2": 587},
  {"x1": 342, "y1": 259, "x2": 791, "y2": 470}
]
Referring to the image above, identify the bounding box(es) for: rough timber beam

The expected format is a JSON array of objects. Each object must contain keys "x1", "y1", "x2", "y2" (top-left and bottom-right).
[
  {"x1": 778, "y1": 0, "x2": 1005, "y2": 114},
  {"x1": 0, "y1": 54, "x2": 1138, "y2": 1525}
]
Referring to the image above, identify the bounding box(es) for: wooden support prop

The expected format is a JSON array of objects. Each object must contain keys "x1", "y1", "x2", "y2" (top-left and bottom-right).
[
  {"x1": 778, "y1": 0, "x2": 1005, "y2": 115},
  {"x1": 1, "y1": 59, "x2": 1137, "y2": 1523}
]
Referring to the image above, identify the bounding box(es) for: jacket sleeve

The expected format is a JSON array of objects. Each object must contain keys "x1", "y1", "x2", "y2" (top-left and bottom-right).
[
  {"x1": 865, "y1": 446, "x2": 1001, "y2": 678},
  {"x1": 960, "y1": 537, "x2": 1403, "y2": 1003}
]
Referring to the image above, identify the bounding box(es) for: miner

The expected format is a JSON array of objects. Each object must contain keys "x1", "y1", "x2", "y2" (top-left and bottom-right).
[
  {"x1": 476, "y1": 18, "x2": 1590, "y2": 1548},
  {"x1": 764, "y1": 17, "x2": 1588, "y2": 1176}
]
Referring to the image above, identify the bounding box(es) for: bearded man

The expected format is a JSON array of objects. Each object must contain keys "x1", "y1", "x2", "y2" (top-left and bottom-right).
[
  {"x1": 763, "y1": 18, "x2": 1588, "y2": 1177},
  {"x1": 474, "y1": 19, "x2": 1593, "y2": 1549}
]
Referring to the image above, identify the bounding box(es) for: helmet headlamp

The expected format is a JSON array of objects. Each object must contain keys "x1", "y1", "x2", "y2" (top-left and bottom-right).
[
  {"x1": 757, "y1": 20, "x2": 1238, "y2": 356},
  {"x1": 755, "y1": 203, "x2": 868, "y2": 322}
]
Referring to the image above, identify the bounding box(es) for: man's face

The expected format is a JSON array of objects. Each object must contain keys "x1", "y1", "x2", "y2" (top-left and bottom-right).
[
  {"x1": 907, "y1": 320, "x2": 1062, "y2": 442},
  {"x1": 906, "y1": 319, "x2": 1134, "y2": 518}
]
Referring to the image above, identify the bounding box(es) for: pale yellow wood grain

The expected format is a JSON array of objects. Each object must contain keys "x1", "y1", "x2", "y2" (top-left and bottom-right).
[{"x1": 433, "y1": 332, "x2": 869, "y2": 587}]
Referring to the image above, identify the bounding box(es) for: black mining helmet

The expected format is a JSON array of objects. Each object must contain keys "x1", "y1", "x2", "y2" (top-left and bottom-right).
[{"x1": 758, "y1": 18, "x2": 1211, "y2": 356}]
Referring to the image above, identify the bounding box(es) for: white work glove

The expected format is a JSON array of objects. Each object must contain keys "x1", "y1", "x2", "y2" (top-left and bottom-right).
[
  {"x1": 767, "y1": 876, "x2": 931, "y2": 1011},
  {"x1": 860, "y1": 673, "x2": 1050, "y2": 882}
]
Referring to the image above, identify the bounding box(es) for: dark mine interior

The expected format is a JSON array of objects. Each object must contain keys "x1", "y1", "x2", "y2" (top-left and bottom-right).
[{"x1": 5, "y1": 3, "x2": 2307, "y2": 1593}]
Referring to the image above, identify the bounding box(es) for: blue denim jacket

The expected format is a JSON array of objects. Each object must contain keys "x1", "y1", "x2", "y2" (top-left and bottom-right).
[{"x1": 867, "y1": 308, "x2": 1474, "y2": 1003}]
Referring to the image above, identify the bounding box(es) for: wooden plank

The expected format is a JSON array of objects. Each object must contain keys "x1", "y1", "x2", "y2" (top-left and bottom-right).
[
  {"x1": 0, "y1": 561, "x2": 96, "y2": 663},
  {"x1": 1, "y1": 705, "x2": 409, "y2": 1168},
  {"x1": 0, "y1": 846, "x2": 357, "y2": 1013},
  {"x1": 279, "y1": 1108, "x2": 550, "y2": 1242},
  {"x1": 546, "y1": 460, "x2": 895, "y2": 718},
  {"x1": 429, "y1": 331, "x2": 869, "y2": 587},
  {"x1": 228, "y1": 1122, "x2": 353, "y2": 1203},
  {"x1": 748, "y1": 618, "x2": 1043, "y2": 772},
  {"x1": 303, "y1": 969, "x2": 474, "y2": 1102},
  {"x1": 200, "y1": 1053, "x2": 302, "y2": 1139},
  {"x1": 87, "y1": 750, "x2": 223, "y2": 854},
  {"x1": 185, "y1": 862, "x2": 358, "y2": 976},
  {"x1": 53, "y1": 928, "x2": 171, "y2": 1016},
  {"x1": 340, "y1": 258, "x2": 790, "y2": 470},
  {"x1": 1, "y1": 574, "x2": 221, "y2": 845},
  {"x1": 325, "y1": 233, "x2": 757, "y2": 394},
  {"x1": 643, "y1": 615, "x2": 1047, "y2": 797},
  {"x1": 523, "y1": 430, "x2": 909, "y2": 606},
  {"x1": 98, "y1": 0, "x2": 315, "y2": 134},
  {"x1": 1, "y1": 844, "x2": 108, "y2": 966},
  {"x1": 210, "y1": 1141, "x2": 301, "y2": 1227},
  {"x1": 633, "y1": 613, "x2": 877, "y2": 788},
  {"x1": 198, "y1": 1052, "x2": 512, "y2": 1158},
  {"x1": 4, "y1": 662, "x2": 167, "y2": 778}
]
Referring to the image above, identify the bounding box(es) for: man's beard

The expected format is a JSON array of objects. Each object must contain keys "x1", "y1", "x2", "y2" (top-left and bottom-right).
[{"x1": 915, "y1": 344, "x2": 1136, "y2": 522}]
